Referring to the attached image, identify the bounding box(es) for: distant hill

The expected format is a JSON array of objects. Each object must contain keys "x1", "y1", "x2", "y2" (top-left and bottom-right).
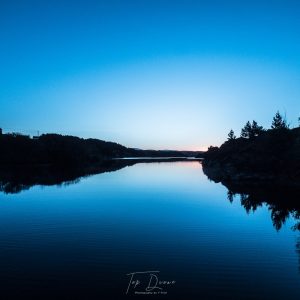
[{"x1": 0, "y1": 133, "x2": 203, "y2": 166}]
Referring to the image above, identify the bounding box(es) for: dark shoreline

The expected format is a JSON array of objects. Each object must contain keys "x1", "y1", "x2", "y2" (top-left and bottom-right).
[
  {"x1": 0, "y1": 132, "x2": 203, "y2": 166},
  {"x1": 202, "y1": 127, "x2": 300, "y2": 188}
]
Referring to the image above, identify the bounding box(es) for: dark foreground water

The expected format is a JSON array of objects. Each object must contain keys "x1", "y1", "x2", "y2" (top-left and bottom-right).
[{"x1": 0, "y1": 161, "x2": 299, "y2": 299}]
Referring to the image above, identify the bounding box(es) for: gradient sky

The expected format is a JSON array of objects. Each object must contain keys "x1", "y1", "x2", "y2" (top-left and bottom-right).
[{"x1": 1, "y1": 0, "x2": 300, "y2": 150}]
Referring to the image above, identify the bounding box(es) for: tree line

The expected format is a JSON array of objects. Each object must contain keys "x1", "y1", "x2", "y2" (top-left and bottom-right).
[{"x1": 227, "y1": 111, "x2": 291, "y2": 141}]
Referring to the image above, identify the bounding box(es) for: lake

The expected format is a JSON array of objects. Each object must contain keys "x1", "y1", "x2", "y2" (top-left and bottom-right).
[{"x1": 0, "y1": 161, "x2": 299, "y2": 299}]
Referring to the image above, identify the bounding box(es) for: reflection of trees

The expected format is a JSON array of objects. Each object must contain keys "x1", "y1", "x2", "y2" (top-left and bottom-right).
[
  {"x1": 269, "y1": 205, "x2": 290, "y2": 231},
  {"x1": 0, "y1": 160, "x2": 136, "y2": 194},
  {"x1": 227, "y1": 191, "x2": 294, "y2": 231},
  {"x1": 214, "y1": 176, "x2": 300, "y2": 274},
  {"x1": 225, "y1": 187, "x2": 300, "y2": 231},
  {"x1": 239, "y1": 193, "x2": 262, "y2": 214},
  {"x1": 203, "y1": 162, "x2": 300, "y2": 274},
  {"x1": 205, "y1": 160, "x2": 300, "y2": 232},
  {"x1": 0, "y1": 158, "x2": 196, "y2": 194},
  {"x1": 227, "y1": 190, "x2": 234, "y2": 203}
]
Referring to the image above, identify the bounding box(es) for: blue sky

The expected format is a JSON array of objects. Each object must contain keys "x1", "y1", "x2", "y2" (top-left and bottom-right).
[{"x1": 1, "y1": 0, "x2": 300, "y2": 150}]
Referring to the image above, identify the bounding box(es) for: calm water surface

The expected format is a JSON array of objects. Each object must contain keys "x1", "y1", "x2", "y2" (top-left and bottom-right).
[{"x1": 0, "y1": 161, "x2": 299, "y2": 299}]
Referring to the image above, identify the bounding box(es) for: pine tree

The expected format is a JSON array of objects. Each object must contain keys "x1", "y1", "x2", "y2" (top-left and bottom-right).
[
  {"x1": 240, "y1": 121, "x2": 252, "y2": 138},
  {"x1": 240, "y1": 120, "x2": 264, "y2": 138},
  {"x1": 271, "y1": 111, "x2": 288, "y2": 129},
  {"x1": 227, "y1": 129, "x2": 236, "y2": 140},
  {"x1": 251, "y1": 120, "x2": 264, "y2": 137}
]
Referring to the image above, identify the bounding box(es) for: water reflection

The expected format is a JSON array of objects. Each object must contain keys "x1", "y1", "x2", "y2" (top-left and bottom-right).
[
  {"x1": 0, "y1": 161, "x2": 300, "y2": 299},
  {"x1": 0, "y1": 158, "x2": 199, "y2": 194},
  {"x1": 202, "y1": 163, "x2": 300, "y2": 279},
  {"x1": 2, "y1": 159, "x2": 300, "y2": 233},
  {"x1": 227, "y1": 185, "x2": 300, "y2": 231},
  {"x1": 2, "y1": 160, "x2": 300, "y2": 233},
  {"x1": 202, "y1": 163, "x2": 300, "y2": 232},
  {"x1": 0, "y1": 160, "x2": 134, "y2": 194}
]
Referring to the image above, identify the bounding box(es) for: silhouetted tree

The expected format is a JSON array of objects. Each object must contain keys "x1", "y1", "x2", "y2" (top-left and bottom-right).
[
  {"x1": 208, "y1": 146, "x2": 218, "y2": 151},
  {"x1": 227, "y1": 129, "x2": 236, "y2": 140},
  {"x1": 240, "y1": 120, "x2": 264, "y2": 138},
  {"x1": 251, "y1": 120, "x2": 264, "y2": 137},
  {"x1": 271, "y1": 111, "x2": 288, "y2": 129},
  {"x1": 240, "y1": 121, "x2": 252, "y2": 138}
]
